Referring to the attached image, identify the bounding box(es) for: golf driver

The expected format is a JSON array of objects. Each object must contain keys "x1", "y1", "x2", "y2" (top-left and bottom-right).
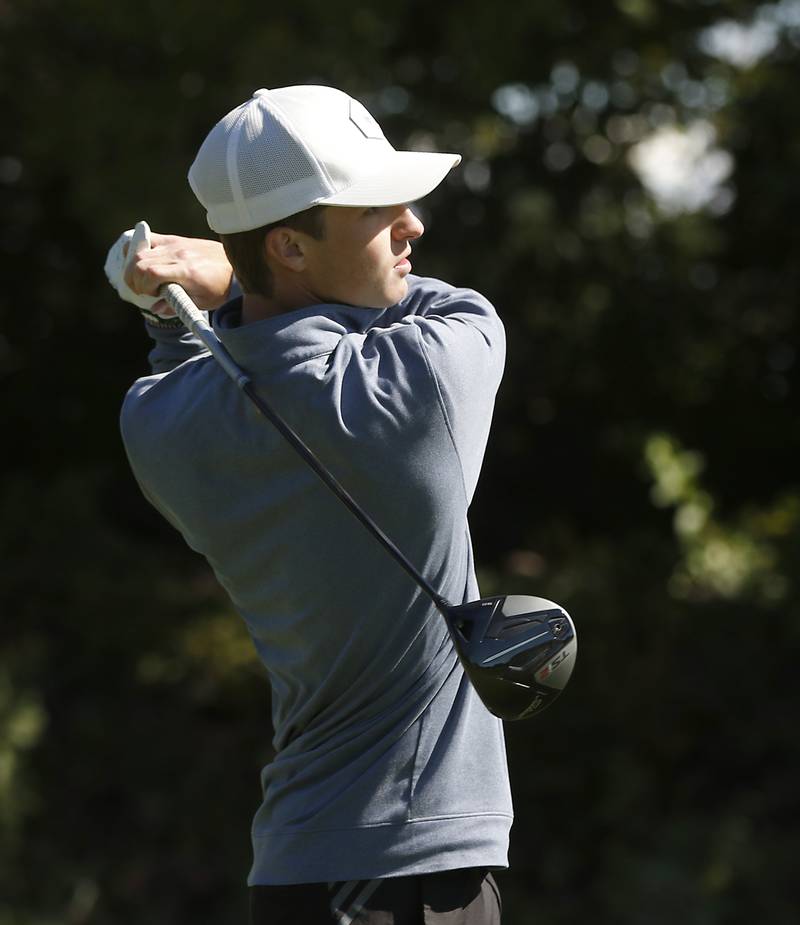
[{"x1": 129, "y1": 221, "x2": 577, "y2": 720}]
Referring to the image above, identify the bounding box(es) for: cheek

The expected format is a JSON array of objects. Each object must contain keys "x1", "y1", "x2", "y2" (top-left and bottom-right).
[
  {"x1": 336, "y1": 241, "x2": 383, "y2": 291},
  {"x1": 314, "y1": 247, "x2": 353, "y2": 291},
  {"x1": 364, "y1": 236, "x2": 393, "y2": 277},
  {"x1": 310, "y1": 230, "x2": 394, "y2": 303}
]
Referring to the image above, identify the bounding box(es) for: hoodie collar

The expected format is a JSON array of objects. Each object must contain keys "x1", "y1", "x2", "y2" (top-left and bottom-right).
[{"x1": 213, "y1": 296, "x2": 390, "y2": 373}]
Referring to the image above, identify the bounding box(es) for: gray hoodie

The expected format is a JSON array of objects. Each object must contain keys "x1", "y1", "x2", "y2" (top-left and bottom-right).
[{"x1": 120, "y1": 274, "x2": 513, "y2": 885}]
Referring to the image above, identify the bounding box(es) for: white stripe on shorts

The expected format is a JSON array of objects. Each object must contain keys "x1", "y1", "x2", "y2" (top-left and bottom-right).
[{"x1": 329, "y1": 878, "x2": 382, "y2": 924}]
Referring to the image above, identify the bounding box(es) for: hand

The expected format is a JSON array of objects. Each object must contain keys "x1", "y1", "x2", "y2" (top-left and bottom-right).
[
  {"x1": 124, "y1": 232, "x2": 234, "y2": 312},
  {"x1": 105, "y1": 226, "x2": 234, "y2": 317},
  {"x1": 104, "y1": 226, "x2": 165, "y2": 318}
]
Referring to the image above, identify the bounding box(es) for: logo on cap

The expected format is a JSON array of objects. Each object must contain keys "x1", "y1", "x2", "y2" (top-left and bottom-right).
[{"x1": 349, "y1": 100, "x2": 384, "y2": 140}]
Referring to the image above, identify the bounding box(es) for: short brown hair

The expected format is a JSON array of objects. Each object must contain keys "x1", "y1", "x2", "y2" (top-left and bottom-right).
[{"x1": 219, "y1": 205, "x2": 327, "y2": 298}]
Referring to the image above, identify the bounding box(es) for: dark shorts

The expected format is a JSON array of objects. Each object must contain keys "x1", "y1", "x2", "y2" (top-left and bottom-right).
[{"x1": 250, "y1": 867, "x2": 502, "y2": 924}]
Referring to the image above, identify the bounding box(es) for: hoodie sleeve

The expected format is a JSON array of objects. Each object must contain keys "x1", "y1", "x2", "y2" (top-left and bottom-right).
[
  {"x1": 404, "y1": 281, "x2": 506, "y2": 504},
  {"x1": 143, "y1": 320, "x2": 210, "y2": 375},
  {"x1": 142, "y1": 277, "x2": 242, "y2": 375}
]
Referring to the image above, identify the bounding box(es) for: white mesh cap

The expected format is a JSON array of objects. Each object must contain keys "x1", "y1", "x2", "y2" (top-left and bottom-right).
[{"x1": 188, "y1": 86, "x2": 461, "y2": 233}]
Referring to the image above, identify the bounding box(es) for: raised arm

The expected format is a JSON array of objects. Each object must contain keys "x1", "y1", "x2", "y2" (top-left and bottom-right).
[{"x1": 396, "y1": 282, "x2": 505, "y2": 504}]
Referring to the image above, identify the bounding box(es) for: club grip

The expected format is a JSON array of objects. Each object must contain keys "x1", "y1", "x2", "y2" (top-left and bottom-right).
[{"x1": 162, "y1": 282, "x2": 209, "y2": 332}]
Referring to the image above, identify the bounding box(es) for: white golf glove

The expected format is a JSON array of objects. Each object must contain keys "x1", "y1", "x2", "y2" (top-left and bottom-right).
[{"x1": 104, "y1": 221, "x2": 178, "y2": 325}]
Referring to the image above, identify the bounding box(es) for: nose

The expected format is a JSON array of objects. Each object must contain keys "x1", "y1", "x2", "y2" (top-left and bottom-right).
[{"x1": 393, "y1": 206, "x2": 424, "y2": 241}]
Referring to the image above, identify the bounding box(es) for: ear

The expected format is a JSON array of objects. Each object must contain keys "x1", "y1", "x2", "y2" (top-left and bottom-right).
[{"x1": 264, "y1": 227, "x2": 307, "y2": 273}]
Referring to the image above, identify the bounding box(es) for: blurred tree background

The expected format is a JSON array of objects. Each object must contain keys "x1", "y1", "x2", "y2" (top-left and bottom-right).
[{"x1": 1, "y1": 0, "x2": 798, "y2": 922}]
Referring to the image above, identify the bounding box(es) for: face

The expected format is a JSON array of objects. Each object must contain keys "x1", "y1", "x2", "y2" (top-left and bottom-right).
[{"x1": 298, "y1": 204, "x2": 424, "y2": 309}]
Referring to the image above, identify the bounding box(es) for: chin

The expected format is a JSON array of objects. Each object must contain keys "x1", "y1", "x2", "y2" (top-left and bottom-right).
[
  {"x1": 350, "y1": 280, "x2": 409, "y2": 310},
  {"x1": 386, "y1": 279, "x2": 410, "y2": 306}
]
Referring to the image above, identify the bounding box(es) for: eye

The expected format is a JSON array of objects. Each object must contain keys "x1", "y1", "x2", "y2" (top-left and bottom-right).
[{"x1": 363, "y1": 206, "x2": 381, "y2": 216}]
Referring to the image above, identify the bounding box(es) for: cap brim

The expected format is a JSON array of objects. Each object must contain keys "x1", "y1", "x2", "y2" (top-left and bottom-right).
[{"x1": 321, "y1": 151, "x2": 461, "y2": 208}]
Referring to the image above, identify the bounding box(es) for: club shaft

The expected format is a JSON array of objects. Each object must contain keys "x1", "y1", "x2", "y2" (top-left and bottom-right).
[{"x1": 162, "y1": 283, "x2": 450, "y2": 613}]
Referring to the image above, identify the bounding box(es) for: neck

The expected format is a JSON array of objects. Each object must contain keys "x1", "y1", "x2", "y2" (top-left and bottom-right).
[{"x1": 240, "y1": 269, "x2": 330, "y2": 324}]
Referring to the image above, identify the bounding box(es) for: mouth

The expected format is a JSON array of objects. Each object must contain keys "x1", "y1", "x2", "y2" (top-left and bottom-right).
[{"x1": 393, "y1": 250, "x2": 412, "y2": 272}]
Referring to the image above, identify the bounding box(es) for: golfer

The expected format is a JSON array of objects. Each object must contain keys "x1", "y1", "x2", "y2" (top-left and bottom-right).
[{"x1": 112, "y1": 85, "x2": 511, "y2": 924}]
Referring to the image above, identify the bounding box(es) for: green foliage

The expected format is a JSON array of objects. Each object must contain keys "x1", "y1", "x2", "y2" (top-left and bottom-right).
[{"x1": 1, "y1": 1, "x2": 797, "y2": 922}]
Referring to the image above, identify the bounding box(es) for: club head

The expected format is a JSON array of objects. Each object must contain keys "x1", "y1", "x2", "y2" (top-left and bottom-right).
[{"x1": 441, "y1": 595, "x2": 577, "y2": 721}]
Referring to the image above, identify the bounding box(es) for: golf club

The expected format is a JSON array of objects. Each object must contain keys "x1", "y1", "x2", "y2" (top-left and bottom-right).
[{"x1": 131, "y1": 221, "x2": 577, "y2": 720}]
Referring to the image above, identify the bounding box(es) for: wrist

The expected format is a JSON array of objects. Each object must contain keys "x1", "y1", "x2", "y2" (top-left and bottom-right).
[{"x1": 142, "y1": 312, "x2": 185, "y2": 329}]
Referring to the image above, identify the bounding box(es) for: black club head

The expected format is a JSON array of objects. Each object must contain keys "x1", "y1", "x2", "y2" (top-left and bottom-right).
[{"x1": 442, "y1": 595, "x2": 577, "y2": 721}]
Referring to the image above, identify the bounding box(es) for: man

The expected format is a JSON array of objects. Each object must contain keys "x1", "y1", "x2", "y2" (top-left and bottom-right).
[{"x1": 110, "y1": 85, "x2": 510, "y2": 924}]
